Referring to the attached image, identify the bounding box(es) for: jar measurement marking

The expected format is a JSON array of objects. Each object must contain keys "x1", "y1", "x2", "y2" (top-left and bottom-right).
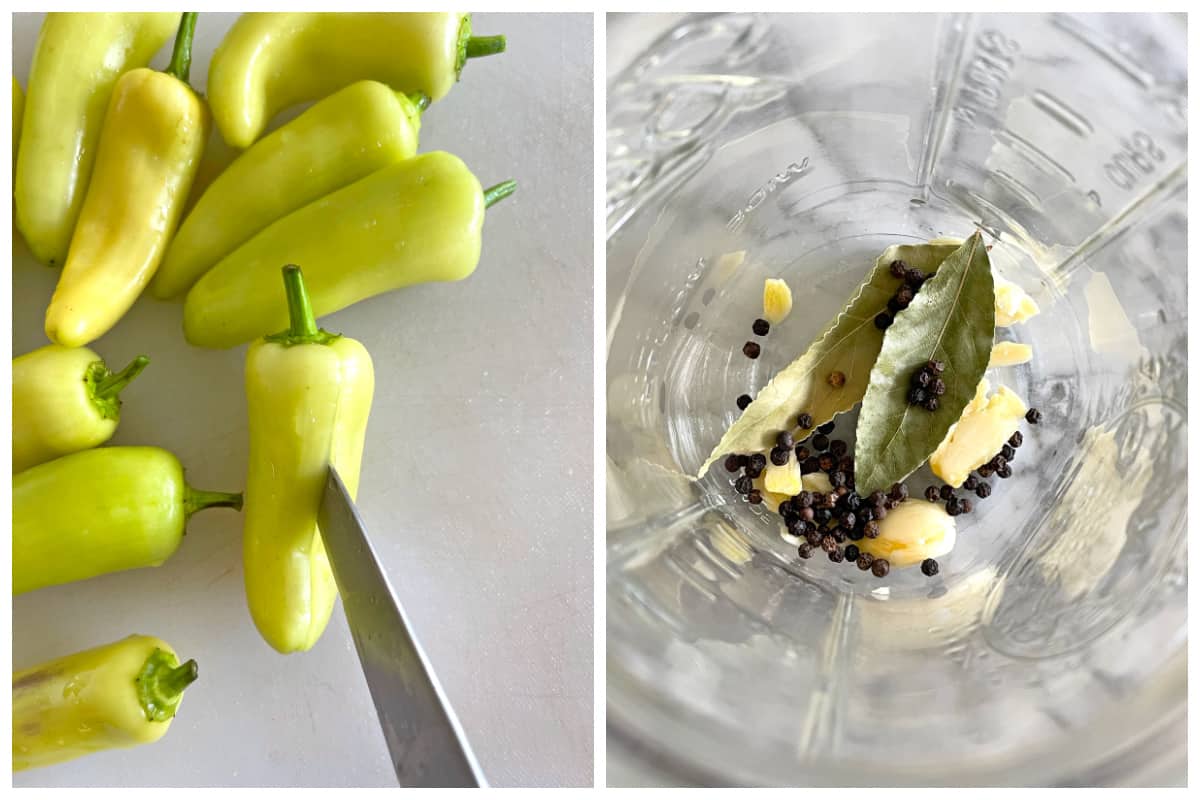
[
  {"x1": 951, "y1": 30, "x2": 1019, "y2": 129},
  {"x1": 726, "y1": 158, "x2": 810, "y2": 230},
  {"x1": 1103, "y1": 131, "x2": 1167, "y2": 191},
  {"x1": 1030, "y1": 89, "x2": 1094, "y2": 137}
]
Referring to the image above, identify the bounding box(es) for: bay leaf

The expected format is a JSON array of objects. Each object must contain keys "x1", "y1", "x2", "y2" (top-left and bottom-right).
[
  {"x1": 853, "y1": 232, "x2": 996, "y2": 496},
  {"x1": 697, "y1": 240, "x2": 960, "y2": 478}
]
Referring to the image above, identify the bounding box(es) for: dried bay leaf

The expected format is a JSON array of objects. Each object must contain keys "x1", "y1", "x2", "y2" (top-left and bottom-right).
[
  {"x1": 697, "y1": 241, "x2": 960, "y2": 478},
  {"x1": 853, "y1": 232, "x2": 996, "y2": 495}
]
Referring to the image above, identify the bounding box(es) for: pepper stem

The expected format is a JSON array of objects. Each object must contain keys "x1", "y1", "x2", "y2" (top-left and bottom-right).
[
  {"x1": 94, "y1": 355, "x2": 150, "y2": 399},
  {"x1": 136, "y1": 649, "x2": 198, "y2": 723},
  {"x1": 484, "y1": 180, "x2": 518, "y2": 208},
  {"x1": 465, "y1": 35, "x2": 507, "y2": 59},
  {"x1": 264, "y1": 265, "x2": 339, "y2": 347},
  {"x1": 165, "y1": 13, "x2": 199, "y2": 85},
  {"x1": 184, "y1": 487, "x2": 244, "y2": 517},
  {"x1": 409, "y1": 93, "x2": 430, "y2": 112}
]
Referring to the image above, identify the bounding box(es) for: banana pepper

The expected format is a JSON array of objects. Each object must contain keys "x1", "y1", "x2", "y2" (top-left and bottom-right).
[
  {"x1": 208, "y1": 11, "x2": 505, "y2": 148},
  {"x1": 15, "y1": 12, "x2": 181, "y2": 267},
  {"x1": 45, "y1": 13, "x2": 210, "y2": 348},
  {"x1": 13, "y1": 635, "x2": 197, "y2": 772},
  {"x1": 184, "y1": 151, "x2": 516, "y2": 348},
  {"x1": 244, "y1": 266, "x2": 374, "y2": 653},
  {"x1": 12, "y1": 77, "x2": 23, "y2": 170},
  {"x1": 154, "y1": 80, "x2": 425, "y2": 299},
  {"x1": 12, "y1": 344, "x2": 149, "y2": 472},
  {"x1": 14, "y1": 446, "x2": 242, "y2": 595}
]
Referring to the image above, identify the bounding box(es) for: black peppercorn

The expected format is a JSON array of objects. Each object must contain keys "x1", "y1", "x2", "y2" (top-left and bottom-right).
[
  {"x1": 752, "y1": 318, "x2": 770, "y2": 336},
  {"x1": 847, "y1": 528, "x2": 864, "y2": 541},
  {"x1": 990, "y1": 455, "x2": 1008, "y2": 471},
  {"x1": 887, "y1": 297, "x2": 905, "y2": 315},
  {"x1": 794, "y1": 445, "x2": 810, "y2": 461},
  {"x1": 736, "y1": 393, "x2": 752, "y2": 410},
  {"x1": 924, "y1": 485, "x2": 940, "y2": 502},
  {"x1": 868, "y1": 491, "x2": 885, "y2": 506},
  {"x1": 905, "y1": 268, "x2": 925, "y2": 287},
  {"x1": 857, "y1": 553, "x2": 874, "y2": 570},
  {"x1": 975, "y1": 481, "x2": 991, "y2": 498},
  {"x1": 872, "y1": 505, "x2": 888, "y2": 521},
  {"x1": 723, "y1": 455, "x2": 741, "y2": 473},
  {"x1": 871, "y1": 559, "x2": 890, "y2": 577},
  {"x1": 908, "y1": 387, "x2": 927, "y2": 405},
  {"x1": 831, "y1": 527, "x2": 846, "y2": 543},
  {"x1": 1001, "y1": 444, "x2": 1015, "y2": 461},
  {"x1": 840, "y1": 512, "x2": 857, "y2": 530},
  {"x1": 818, "y1": 453, "x2": 835, "y2": 472},
  {"x1": 798, "y1": 543, "x2": 814, "y2": 559},
  {"x1": 963, "y1": 475, "x2": 978, "y2": 491},
  {"x1": 748, "y1": 490, "x2": 763, "y2": 504},
  {"x1": 827, "y1": 371, "x2": 846, "y2": 388},
  {"x1": 814, "y1": 508, "x2": 832, "y2": 524},
  {"x1": 863, "y1": 521, "x2": 880, "y2": 538},
  {"x1": 797, "y1": 491, "x2": 813, "y2": 508},
  {"x1": 931, "y1": 378, "x2": 946, "y2": 397},
  {"x1": 923, "y1": 397, "x2": 939, "y2": 412},
  {"x1": 734, "y1": 475, "x2": 753, "y2": 494},
  {"x1": 927, "y1": 359, "x2": 945, "y2": 374},
  {"x1": 1009, "y1": 431, "x2": 1023, "y2": 448},
  {"x1": 829, "y1": 439, "x2": 848, "y2": 458},
  {"x1": 821, "y1": 534, "x2": 838, "y2": 553},
  {"x1": 844, "y1": 544, "x2": 860, "y2": 562},
  {"x1": 838, "y1": 455, "x2": 854, "y2": 472},
  {"x1": 770, "y1": 447, "x2": 790, "y2": 466},
  {"x1": 812, "y1": 434, "x2": 830, "y2": 451},
  {"x1": 959, "y1": 498, "x2": 973, "y2": 514},
  {"x1": 889, "y1": 259, "x2": 908, "y2": 278},
  {"x1": 806, "y1": 530, "x2": 823, "y2": 547},
  {"x1": 895, "y1": 285, "x2": 915, "y2": 307},
  {"x1": 830, "y1": 471, "x2": 847, "y2": 488},
  {"x1": 1026, "y1": 408, "x2": 1042, "y2": 424},
  {"x1": 797, "y1": 412, "x2": 814, "y2": 430},
  {"x1": 996, "y1": 463, "x2": 1013, "y2": 479},
  {"x1": 874, "y1": 312, "x2": 893, "y2": 330},
  {"x1": 745, "y1": 464, "x2": 763, "y2": 479},
  {"x1": 939, "y1": 485, "x2": 954, "y2": 501},
  {"x1": 844, "y1": 492, "x2": 862, "y2": 510},
  {"x1": 913, "y1": 369, "x2": 932, "y2": 388},
  {"x1": 799, "y1": 507, "x2": 815, "y2": 522},
  {"x1": 858, "y1": 506, "x2": 874, "y2": 522},
  {"x1": 828, "y1": 548, "x2": 845, "y2": 563},
  {"x1": 945, "y1": 499, "x2": 961, "y2": 516},
  {"x1": 773, "y1": 430, "x2": 794, "y2": 449},
  {"x1": 889, "y1": 483, "x2": 908, "y2": 501},
  {"x1": 818, "y1": 422, "x2": 836, "y2": 435},
  {"x1": 834, "y1": 486, "x2": 849, "y2": 499},
  {"x1": 801, "y1": 456, "x2": 821, "y2": 474},
  {"x1": 748, "y1": 454, "x2": 767, "y2": 472},
  {"x1": 977, "y1": 465, "x2": 994, "y2": 478},
  {"x1": 743, "y1": 341, "x2": 761, "y2": 359},
  {"x1": 921, "y1": 558, "x2": 939, "y2": 576}
]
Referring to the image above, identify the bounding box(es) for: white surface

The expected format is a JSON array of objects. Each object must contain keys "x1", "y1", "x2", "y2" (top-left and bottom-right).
[{"x1": 11, "y1": 12, "x2": 593, "y2": 787}]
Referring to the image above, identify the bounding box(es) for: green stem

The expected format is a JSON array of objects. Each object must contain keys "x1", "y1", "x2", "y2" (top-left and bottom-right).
[
  {"x1": 184, "y1": 487, "x2": 243, "y2": 516},
  {"x1": 465, "y1": 35, "x2": 507, "y2": 59},
  {"x1": 265, "y1": 265, "x2": 338, "y2": 346},
  {"x1": 409, "y1": 93, "x2": 430, "y2": 112},
  {"x1": 94, "y1": 355, "x2": 150, "y2": 399},
  {"x1": 136, "y1": 649, "x2": 198, "y2": 723},
  {"x1": 484, "y1": 180, "x2": 517, "y2": 208},
  {"x1": 165, "y1": 12, "x2": 199, "y2": 85}
]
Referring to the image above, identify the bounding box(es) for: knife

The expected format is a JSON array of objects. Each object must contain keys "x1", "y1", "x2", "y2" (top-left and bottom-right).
[{"x1": 317, "y1": 466, "x2": 486, "y2": 787}]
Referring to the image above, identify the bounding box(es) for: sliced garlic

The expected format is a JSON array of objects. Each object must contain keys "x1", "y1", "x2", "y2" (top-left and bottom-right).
[
  {"x1": 762, "y1": 278, "x2": 793, "y2": 325},
  {"x1": 802, "y1": 472, "x2": 833, "y2": 494},
  {"x1": 763, "y1": 458, "x2": 803, "y2": 496},
  {"x1": 994, "y1": 276, "x2": 1040, "y2": 327},
  {"x1": 859, "y1": 499, "x2": 957, "y2": 568},
  {"x1": 752, "y1": 476, "x2": 791, "y2": 513},
  {"x1": 988, "y1": 341, "x2": 1033, "y2": 367},
  {"x1": 930, "y1": 382, "x2": 1027, "y2": 487}
]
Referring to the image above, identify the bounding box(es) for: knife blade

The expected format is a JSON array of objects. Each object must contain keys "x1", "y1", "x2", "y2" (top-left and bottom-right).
[{"x1": 317, "y1": 466, "x2": 486, "y2": 787}]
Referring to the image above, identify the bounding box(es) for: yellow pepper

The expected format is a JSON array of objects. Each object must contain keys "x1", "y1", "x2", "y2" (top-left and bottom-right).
[
  {"x1": 12, "y1": 344, "x2": 149, "y2": 472},
  {"x1": 15, "y1": 13, "x2": 180, "y2": 267},
  {"x1": 244, "y1": 266, "x2": 374, "y2": 653},
  {"x1": 207, "y1": 12, "x2": 505, "y2": 148},
  {"x1": 12, "y1": 77, "x2": 23, "y2": 171},
  {"x1": 13, "y1": 635, "x2": 197, "y2": 772},
  {"x1": 44, "y1": 13, "x2": 209, "y2": 348}
]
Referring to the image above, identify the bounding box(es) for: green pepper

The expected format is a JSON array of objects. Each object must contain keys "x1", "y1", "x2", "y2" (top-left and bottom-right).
[
  {"x1": 183, "y1": 151, "x2": 515, "y2": 348},
  {"x1": 244, "y1": 266, "x2": 374, "y2": 653},
  {"x1": 13, "y1": 447, "x2": 243, "y2": 595},
  {"x1": 153, "y1": 80, "x2": 425, "y2": 300},
  {"x1": 15, "y1": 13, "x2": 181, "y2": 267},
  {"x1": 12, "y1": 344, "x2": 149, "y2": 473},
  {"x1": 208, "y1": 11, "x2": 505, "y2": 148},
  {"x1": 13, "y1": 635, "x2": 197, "y2": 772}
]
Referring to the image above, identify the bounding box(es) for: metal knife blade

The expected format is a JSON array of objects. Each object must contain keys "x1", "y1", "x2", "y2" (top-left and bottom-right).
[{"x1": 318, "y1": 467, "x2": 486, "y2": 787}]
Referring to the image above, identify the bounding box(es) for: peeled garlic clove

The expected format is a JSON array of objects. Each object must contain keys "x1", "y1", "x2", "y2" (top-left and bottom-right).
[
  {"x1": 802, "y1": 472, "x2": 833, "y2": 494},
  {"x1": 989, "y1": 341, "x2": 1033, "y2": 367},
  {"x1": 763, "y1": 278, "x2": 793, "y2": 325},
  {"x1": 752, "y1": 476, "x2": 791, "y2": 513},
  {"x1": 859, "y1": 499, "x2": 957, "y2": 568},
  {"x1": 930, "y1": 383, "x2": 1026, "y2": 487},
  {"x1": 763, "y1": 458, "x2": 803, "y2": 496}
]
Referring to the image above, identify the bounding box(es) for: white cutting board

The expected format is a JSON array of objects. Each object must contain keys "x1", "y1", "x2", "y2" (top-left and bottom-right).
[{"x1": 11, "y1": 12, "x2": 593, "y2": 787}]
